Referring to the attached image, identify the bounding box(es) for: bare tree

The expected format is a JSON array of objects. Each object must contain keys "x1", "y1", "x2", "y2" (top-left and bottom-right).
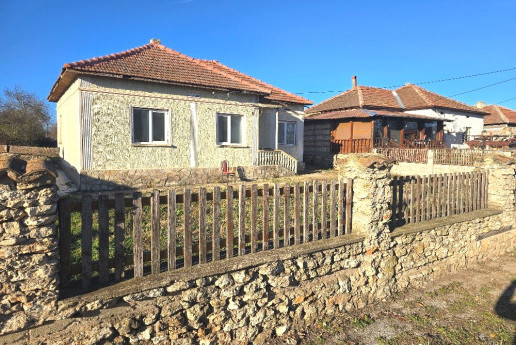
[{"x1": 0, "y1": 86, "x2": 54, "y2": 146}]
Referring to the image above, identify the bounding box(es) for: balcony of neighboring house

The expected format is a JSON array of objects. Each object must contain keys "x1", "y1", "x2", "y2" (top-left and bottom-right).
[{"x1": 328, "y1": 117, "x2": 445, "y2": 154}]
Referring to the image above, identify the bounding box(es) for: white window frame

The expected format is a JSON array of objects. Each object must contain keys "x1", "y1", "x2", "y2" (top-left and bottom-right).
[
  {"x1": 131, "y1": 107, "x2": 171, "y2": 145},
  {"x1": 278, "y1": 121, "x2": 296, "y2": 146},
  {"x1": 216, "y1": 113, "x2": 245, "y2": 145}
]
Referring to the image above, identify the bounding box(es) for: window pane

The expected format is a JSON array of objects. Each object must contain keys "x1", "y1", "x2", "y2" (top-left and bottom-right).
[
  {"x1": 152, "y1": 112, "x2": 165, "y2": 141},
  {"x1": 230, "y1": 115, "x2": 242, "y2": 144},
  {"x1": 278, "y1": 122, "x2": 285, "y2": 145},
  {"x1": 217, "y1": 115, "x2": 228, "y2": 143},
  {"x1": 133, "y1": 109, "x2": 149, "y2": 142},
  {"x1": 286, "y1": 123, "x2": 296, "y2": 144}
]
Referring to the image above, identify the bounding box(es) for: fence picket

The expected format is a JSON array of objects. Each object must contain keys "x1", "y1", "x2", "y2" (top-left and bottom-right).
[
  {"x1": 212, "y1": 187, "x2": 220, "y2": 260},
  {"x1": 321, "y1": 181, "x2": 327, "y2": 238},
  {"x1": 338, "y1": 179, "x2": 344, "y2": 235},
  {"x1": 98, "y1": 195, "x2": 109, "y2": 284},
  {"x1": 410, "y1": 178, "x2": 415, "y2": 223},
  {"x1": 226, "y1": 186, "x2": 234, "y2": 258},
  {"x1": 251, "y1": 184, "x2": 258, "y2": 253},
  {"x1": 114, "y1": 193, "x2": 125, "y2": 280},
  {"x1": 284, "y1": 183, "x2": 291, "y2": 246},
  {"x1": 345, "y1": 179, "x2": 353, "y2": 234},
  {"x1": 168, "y1": 190, "x2": 177, "y2": 270},
  {"x1": 273, "y1": 183, "x2": 280, "y2": 249},
  {"x1": 151, "y1": 190, "x2": 160, "y2": 274},
  {"x1": 81, "y1": 195, "x2": 93, "y2": 290},
  {"x1": 262, "y1": 184, "x2": 269, "y2": 250},
  {"x1": 132, "y1": 192, "x2": 143, "y2": 278},
  {"x1": 415, "y1": 176, "x2": 421, "y2": 222},
  {"x1": 239, "y1": 185, "x2": 246, "y2": 256},
  {"x1": 184, "y1": 189, "x2": 192, "y2": 267},
  {"x1": 294, "y1": 182, "x2": 300, "y2": 244},
  {"x1": 330, "y1": 180, "x2": 336, "y2": 237},
  {"x1": 303, "y1": 181, "x2": 310, "y2": 242},
  {"x1": 58, "y1": 198, "x2": 71, "y2": 287},
  {"x1": 199, "y1": 187, "x2": 207, "y2": 264},
  {"x1": 483, "y1": 170, "x2": 488, "y2": 208},
  {"x1": 313, "y1": 181, "x2": 319, "y2": 239}
]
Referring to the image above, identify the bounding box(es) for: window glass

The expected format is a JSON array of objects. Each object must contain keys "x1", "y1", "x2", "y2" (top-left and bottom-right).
[
  {"x1": 217, "y1": 115, "x2": 228, "y2": 143},
  {"x1": 152, "y1": 112, "x2": 165, "y2": 142},
  {"x1": 424, "y1": 121, "x2": 437, "y2": 140},
  {"x1": 230, "y1": 115, "x2": 242, "y2": 144},
  {"x1": 133, "y1": 109, "x2": 149, "y2": 143},
  {"x1": 278, "y1": 122, "x2": 286, "y2": 144},
  {"x1": 286, "y1": 122, "x2": 296, "y2": 144}
]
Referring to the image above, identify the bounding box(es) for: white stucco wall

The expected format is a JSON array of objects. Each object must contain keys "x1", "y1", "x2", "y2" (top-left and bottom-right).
[
  {"x1": 404, "y1": 108, "x2": 484, "y2": 148},
  {"x1": 56, "y1": 79, "x2": 81, "y2": 170}
]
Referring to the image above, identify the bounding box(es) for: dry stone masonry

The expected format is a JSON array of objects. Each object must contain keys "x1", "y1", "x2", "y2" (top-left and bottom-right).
[
  {"x1": 0, "y1": 153, "x2": 514, "y2": 345},
  {"x1": 0, "y1": 155, "x2": 59, "y2": 335}
]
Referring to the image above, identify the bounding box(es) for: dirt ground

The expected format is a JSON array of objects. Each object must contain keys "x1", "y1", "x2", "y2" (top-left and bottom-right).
[{"x1": 274, "y1": 250, "x2": 516, "y2": 345}]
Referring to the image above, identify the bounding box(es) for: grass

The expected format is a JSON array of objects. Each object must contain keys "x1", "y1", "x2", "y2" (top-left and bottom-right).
[{"x1": 351, "y1": 314, "x2": 374, "y2": 329}]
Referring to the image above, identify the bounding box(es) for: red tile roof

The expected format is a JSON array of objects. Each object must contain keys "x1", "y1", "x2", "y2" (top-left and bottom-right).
[
  {"x1": 306, "y1": 86, "x2": 400, "y2": 114},
  {"x1": 48, "y1": 41, "x2": 312, "y2": 105},
  {"x1": 305, "y1": 109, "x2": 446, "y2": 121},
  {"x1": 478, "y1": 105, "x2": 516, "y2": 125},
  {"x1": 306, "y1": 83, "x2": 487, "y2": 117},
  {"x1": 395, "y1": 84, "x2": 486, "y2": 115}
]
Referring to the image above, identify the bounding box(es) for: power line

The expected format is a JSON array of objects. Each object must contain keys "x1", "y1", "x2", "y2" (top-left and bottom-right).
[
  {"x1": 448, "y1": 77, "x2": 516, "y2": 97},
  {"x1": 382, "y1": 67, "x2": 516, "y2": 89},
  {"x1": 495, "y1": 96, "x2": 516, "y2": 105},
  {"x1": 293, "y1": 66, "x2": 516, "y2": 95}
]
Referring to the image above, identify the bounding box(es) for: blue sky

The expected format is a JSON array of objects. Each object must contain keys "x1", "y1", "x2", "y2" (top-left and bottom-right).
[{"x1": 1, "y1": 0, "x2": 515, "y2": 120}]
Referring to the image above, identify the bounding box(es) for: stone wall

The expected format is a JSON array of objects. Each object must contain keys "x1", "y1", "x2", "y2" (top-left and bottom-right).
[
  {"x1": 0, "y1": 155, "x2": 59, "y2": 336},
  {"x1": 78, "y1": 165, "x2": 294, "y2": 191},
  {"x1": 0, "y1": 153, "x2": 514, "y2": 345}
]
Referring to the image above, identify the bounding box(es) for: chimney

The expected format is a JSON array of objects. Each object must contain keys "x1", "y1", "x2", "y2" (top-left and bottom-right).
[
  {"x1": 475, "y1": 101, "x2": 485, "y2": 109},
  {"x1": 150, "y1": 38, "x2": 161, "y2": 45},
  {"x1": 352, "y1": 76, "x2": 357, "y2": 88}
]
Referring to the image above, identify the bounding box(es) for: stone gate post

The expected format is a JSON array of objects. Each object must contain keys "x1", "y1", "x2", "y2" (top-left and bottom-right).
[{"x1": 0, "y1": 156, "x2": 60, "y2": 335}]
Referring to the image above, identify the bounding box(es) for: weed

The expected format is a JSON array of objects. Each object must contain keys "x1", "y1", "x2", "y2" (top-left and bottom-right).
[{"x1": 351, "y1": 314, "x2": 374, "y2": 328}]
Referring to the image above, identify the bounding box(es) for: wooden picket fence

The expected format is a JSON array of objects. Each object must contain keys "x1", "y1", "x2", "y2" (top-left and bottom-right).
[
  {"x1": 433, "y1": 149, "x2": 484, "y2": 166},
  {"x1": 375, "y1": 148, "x2": 428, "y2": 163},
  {"x1": 391, "y1": 171, "x2": 488, "y2": 227},
  {"x1": 58, "y1": 179, "x2": 353, "y2": 292}
]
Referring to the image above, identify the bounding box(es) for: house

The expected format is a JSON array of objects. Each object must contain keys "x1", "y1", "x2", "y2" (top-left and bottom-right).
[
  {"x1": 48, "y1": 39, "x2": 312, "y2": 190},
  {"x1": 395, "y1": 83, "x2": 487, "y2": 148},
  {"x1": 304, "y1": 77, "x2": 487, "y2": 166},
  {"x1": 475, "y1": 102, "x2": 516, "y2": 136}
]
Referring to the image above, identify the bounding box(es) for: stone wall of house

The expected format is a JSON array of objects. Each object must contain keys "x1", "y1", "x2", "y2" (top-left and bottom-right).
[
  {"x1": 0, "y1": 155, "x2": 59, "y2": 336},
  {"x1": 0, "y1": 153, "x2": 514, "y2": 344},
  {"x1": 78, "y1": 165, "x2": 294, "y2": 191}
]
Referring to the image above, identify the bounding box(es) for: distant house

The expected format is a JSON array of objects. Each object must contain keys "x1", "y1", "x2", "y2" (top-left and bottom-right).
[
  {"x1": 48, "y1": 39, "x2": 312, "y2": 190},
  {"x1": 475, "y1": 102, "x2": 516, "y2": 136},
  {"x1": 304, "y1": 77, "x2": 487, "y2": 166}
]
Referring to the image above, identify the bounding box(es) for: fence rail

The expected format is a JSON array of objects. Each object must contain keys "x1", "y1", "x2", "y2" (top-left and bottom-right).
[
  {"x1": 375, "y1": 148, "x2": 428, "y2": 163},
  {"x1": 58, "y1": 179, "x2": 353, "y2": 291},
  {"x1": 257, "y1": 150, "x2": 298, "y2": 173},
  {"x1": 391, "y1": 171, "x2": 488, "y2": 227},
  {"x1": 330, "y1": 139, "x2": 373, "y2": 154}
]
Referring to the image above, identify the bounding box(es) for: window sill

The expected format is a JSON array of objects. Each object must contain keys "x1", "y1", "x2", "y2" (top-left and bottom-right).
[
  {"x1": 216, "y1": 144, "x2": 250, "y2": 148},
  {"x1": 132, "y1": 143, "x2": 174, "y2": 148}
]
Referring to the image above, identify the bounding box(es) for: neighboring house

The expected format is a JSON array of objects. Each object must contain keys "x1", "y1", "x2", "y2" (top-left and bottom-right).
[
  {"x1": 304, "y1": 78, "x2": 448, "y2": 166},
  {"x1": 475, "y1": 102, "x2": 516, "y2": 136},
  {"x1": 48, "y1": 39, "x2": 312, "y2": 190},
  {"x1": 395, "y1": 83, "x2": 487, "y2": 148},
  {"x1": 304, "y1": 77, "x2": 488, "y2": 166}
]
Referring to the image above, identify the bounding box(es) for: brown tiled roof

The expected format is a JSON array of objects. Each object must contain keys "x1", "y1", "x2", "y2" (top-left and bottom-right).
[
  {"x1": 48, "y1": 41, "x2": 312, "y2": 105},
  {"x1": 305, "y1": 109, "x2": 446, "y2": 122},
  {"x1": 395, "y1": 84, "x2": 486, "y2": 115},
  {"x1": 479, "y1": 105, "x2": 516, "y2": 125},
  {"x1": 306, "y1": 86, "x2": 400, "y2": 114}
]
